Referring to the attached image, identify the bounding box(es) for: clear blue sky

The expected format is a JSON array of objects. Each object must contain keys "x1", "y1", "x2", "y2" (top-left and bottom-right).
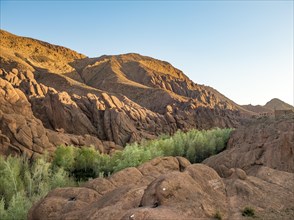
[{"x1": 1, "y1": 0, "x2": 293, "y2": 105}]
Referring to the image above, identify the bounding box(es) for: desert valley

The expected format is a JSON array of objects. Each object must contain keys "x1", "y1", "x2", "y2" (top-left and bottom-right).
[{"x1": 0, "y1": 30, "x2": 294, "y2": 220}]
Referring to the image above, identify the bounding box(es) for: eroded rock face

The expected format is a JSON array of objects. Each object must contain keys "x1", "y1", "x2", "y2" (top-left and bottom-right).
[
  {"x1": 0, "y1": 75, "x2": 122, "y2": 157},
  {"x1": 29, "y1": 87, "x2": 178, "y2": 146},
  {"x1": 2, "y1": 65, "x2": 231, "y2": 153},
  {"x1": 28, "y1": 156, "x2": 294, "y2": 220},
  {"x1": 1, "y1": 30, "x2": 246, "y2": 156},
  {"x1": 0, "y1": 67, "x2": 174, "y2": 155},
  {"x1": 0, "y1": 77, "x2": 55, "y2": 156},
  {"x1": 203, "y1": 116, "x2": 294, "y2": 175}
]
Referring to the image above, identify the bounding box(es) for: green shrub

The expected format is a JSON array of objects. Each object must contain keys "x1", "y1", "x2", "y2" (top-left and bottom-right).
[
  {"x1": 52, "y1": 146, "x2": 115, "y2": 180},
  {"x1": 0, "y1": 155, "x2": 75, "y2": 220},
  {"x1": 52, "y1": 146, "x2": 76, "y2": 172},
  {"x1": 214, "y1": 210, "x2": 222, "y2": 219},
  {"x1": 242, "y1": 206, "x2": 255, "y2": 217},
  {"x1": 0, "y1": 198, "x2": 7, "y2": 219},
  {"x1": 73, "y1": 147, "x2": 100, "y2": 180},
  {"x1": 113, "y1": 144, "x2": 155, "y2": 172},
  {"x1": 139, "y1": 128, "x2": 232, "y2": 163},
  {"x1": 51, "y1": 128, "x2": 232, "y2": 179},
  {"x1": 0, "y1": 156, "x2": 25, "y2": 207},
  {"x1": 6, "y1": 192, "x2": 30, "y2": 220}
]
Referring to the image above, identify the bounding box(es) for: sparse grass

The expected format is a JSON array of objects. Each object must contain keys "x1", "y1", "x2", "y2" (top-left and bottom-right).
[{"x1": 242, "y1": 206, "x2": 255, "y2": 217}]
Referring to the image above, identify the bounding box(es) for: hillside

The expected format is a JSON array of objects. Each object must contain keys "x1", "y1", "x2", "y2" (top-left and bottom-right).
[
  {"x1": 70, "y1": 53, "x2": 244, "y2": 113},
  {"x1": 241, "y1": 104, "x2": 270, "y2": 114},
  {"x1": 264, "y1": 98, "x2": 294, "y2": 111},
  {"x1": 242, "y1": 98, "x2": 294, "y2": 114},
  {"x1": 1, "y1": 29, "x2": 247, "y2": 157}
]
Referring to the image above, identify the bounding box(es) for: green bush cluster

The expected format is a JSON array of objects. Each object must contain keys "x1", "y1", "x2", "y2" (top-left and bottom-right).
[
  {"x1": 139, "y1": 128, "x2": 232, "y2": 163},
  {"x1": 0, "y1": 155, "x2": 76, "y2": 220},
  {"x1": 52, "y1": 146, "x2": 113, "y2": 180},
  {"x1": 51, "y1": 128, "x2": 232, "y2": 178}
]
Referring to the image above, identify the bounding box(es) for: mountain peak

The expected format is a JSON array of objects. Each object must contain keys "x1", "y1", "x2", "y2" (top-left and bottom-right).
[
  {"x1": 265, "y1": 98, "x2": 294, "y2": 111},
  {"x1": 0, "y1": 29, "x2": 86, "y2": 75},
  {"x1": 241, "y1": 98, "x2": 294, "y2": 114}
]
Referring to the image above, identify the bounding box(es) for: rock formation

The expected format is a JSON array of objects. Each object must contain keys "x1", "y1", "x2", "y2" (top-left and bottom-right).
[
  {"x1": 28, "y1": 156, "x2": 294, "y2": 220},
  {"x1": 0, "y1": 30, "x2": 246, "y2": 156},
  {"x1": 0, "y1": 73, "x2": 122, "y2": 157},
  {"x1": 203, "y1": 115, "x2": 294, "y2": 175}
]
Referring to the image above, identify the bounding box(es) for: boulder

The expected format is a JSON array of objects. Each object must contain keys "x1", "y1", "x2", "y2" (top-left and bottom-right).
[{"x1": 28, "y1": 187, "x2": 101, "y2": 220}]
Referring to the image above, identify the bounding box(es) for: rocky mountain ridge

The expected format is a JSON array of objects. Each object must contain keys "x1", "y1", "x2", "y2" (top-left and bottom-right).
[
  {"x1": 1, "y1": 30, "x2": 244, "y2": 157},
  {"x1": 242, "y1": 98, "x2": 294, "y2": 114}
]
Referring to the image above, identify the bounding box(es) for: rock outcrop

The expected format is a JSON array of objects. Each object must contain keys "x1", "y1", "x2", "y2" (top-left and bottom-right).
[
  {"x1": 0, "y1": 77, "x2": 55, "y2": 156},
  {"x1": 28, "y1": 156, "x2": 294, "y2": 220},
  {"x1": 203, "y1": 115, "x2": 294, "y2": 175},
  {"x1": 0, "y1": 69, "x2": 123, "y2": 157}
]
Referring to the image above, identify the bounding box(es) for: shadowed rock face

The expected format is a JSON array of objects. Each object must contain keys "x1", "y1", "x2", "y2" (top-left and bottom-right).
[
  {"x1": 0, "y1": 30, "x2": 244, "y2": 156},
  {"x1": 28, "y1": 156, "x2": 294, "y2": 220},
  {"x1": 0, "y1": 76, "x2": 121, "y2": 157}
]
